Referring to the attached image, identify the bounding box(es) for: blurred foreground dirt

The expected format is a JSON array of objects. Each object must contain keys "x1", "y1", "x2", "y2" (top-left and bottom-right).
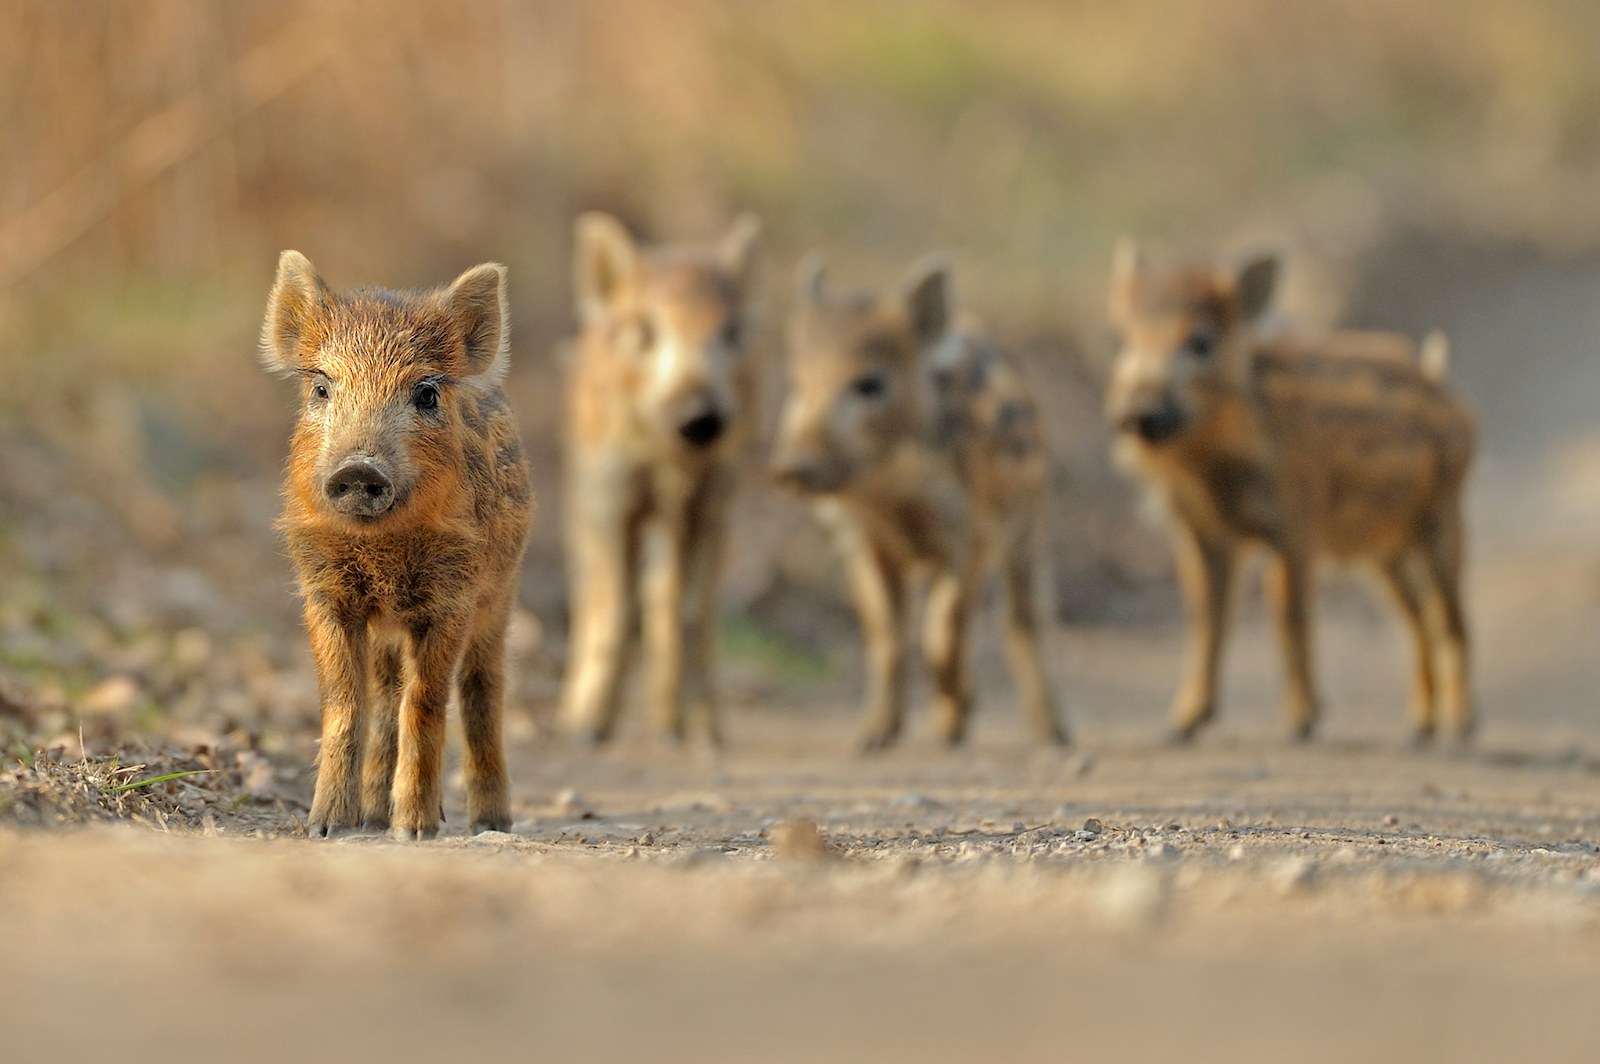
[{"x1": 5, "y1": 594, "x2": 1600, "y2": 1064}]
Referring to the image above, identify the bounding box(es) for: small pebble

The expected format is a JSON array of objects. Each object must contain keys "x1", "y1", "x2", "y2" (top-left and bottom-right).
[
  {"x1": 767, "y1": 818, "x2": 833, "y2": 861},
  {"x1": 1082, "y1": 818, "x2": 1104, "y2": 835},
  {"x1": 1274, "y1": 856, "x2": 1319, "y2": 892}
]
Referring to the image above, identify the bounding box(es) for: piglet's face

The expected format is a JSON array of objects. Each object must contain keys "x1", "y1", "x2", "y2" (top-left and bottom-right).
[
  {"x1": 260, "y1": 251, "x2": 509, "y2": 528},
  {"x1": 1104, "y1": 240, "x2": 1279, "y2": 448}
]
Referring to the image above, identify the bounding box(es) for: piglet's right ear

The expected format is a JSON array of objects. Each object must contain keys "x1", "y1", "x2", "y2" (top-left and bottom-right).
[
  {"x1": 260, "y1": 250, "x2": 330, "y2": 376},
  {"x1": 574, "y1": 212, "x2": 639, "y2": 324}
]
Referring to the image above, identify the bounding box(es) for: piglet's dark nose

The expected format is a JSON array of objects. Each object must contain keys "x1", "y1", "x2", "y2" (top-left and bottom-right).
[
  {"x1": 679, "y1": 411, "x2": 727, "y2": 448},
  {"x1": 325, "y1": 461, "x2": 395, "y2": 517},
  {"x1": 1124, "y1": 405, "x2": 1186, "y2": 445}
]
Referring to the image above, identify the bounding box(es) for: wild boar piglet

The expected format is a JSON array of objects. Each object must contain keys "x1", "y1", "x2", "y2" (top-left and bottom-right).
[
  {"x1": 559, "y1": 214, "x2": 761, "y2": 746},
  {"x1": 1105, "y1": 241, "x2": 1476, "y2": 743},
  {"x1": 261, "y1": 251, "x2": 532, "y2": 839},
  {"x1": 772, "y1": 252, "x2": 1068, "y2": 751}
]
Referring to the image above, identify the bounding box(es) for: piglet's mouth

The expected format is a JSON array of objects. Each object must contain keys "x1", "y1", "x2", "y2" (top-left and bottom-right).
[{"x1": 770, "y1": 460, "x2": 852, "y2": 495}]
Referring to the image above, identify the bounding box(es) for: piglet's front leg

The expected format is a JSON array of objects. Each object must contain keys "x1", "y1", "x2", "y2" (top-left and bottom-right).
[
  {"x1": 306, "y1": 602, "x2": 369, "y2": 838},
  {"x1": 390, "y1": 615, "x2": 470, "y2": 841}
]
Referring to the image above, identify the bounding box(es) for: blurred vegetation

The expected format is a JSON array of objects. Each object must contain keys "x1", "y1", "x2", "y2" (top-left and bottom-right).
[
  {"x1": 10, "y1": 1, "x2": 1600, "y2": 336},
  {"x1": 5, "y1": 0, "x2": 1600, "y2": 738}
]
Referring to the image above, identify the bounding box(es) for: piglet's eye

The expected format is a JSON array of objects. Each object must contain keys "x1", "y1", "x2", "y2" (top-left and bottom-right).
[
  {"x1": 1188, "y1": 329, "x2": 1215, "y2": 357},
  {"x1": 851, "y1": 374, "x2": 887, "y2": 399},
  {"x1": 412, "y1": 381, "x2": 440, "y2": 412},
  {"x1": 720, "y1": 317, "x2": 742, "y2": 348},
  {"x1": 311, "y1": 377, "x2": 330, "y2": 401}
]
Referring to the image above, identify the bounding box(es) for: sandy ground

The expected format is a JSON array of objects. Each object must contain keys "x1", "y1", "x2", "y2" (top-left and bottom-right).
[
  {"x1": 5, "y1": 550, "x2": 1600, "y2": 1064},
  {"x1": 4, "y1": 329, "x2": 1600, "y2": 1062}
]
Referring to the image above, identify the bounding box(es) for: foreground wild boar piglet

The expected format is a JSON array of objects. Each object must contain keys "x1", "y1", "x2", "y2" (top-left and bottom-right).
[
  {"x1": 772, "y1": 253, "x2": 1068, "y2": 751},
  {"x1": 261, "y1": 251, "x2": 532, "y2": 839},
  {"x1": 560, "y1": 213, "x2": 760, "y2": 745},
  {"x1": 1105, "y1": 241, "x2": 1476, "y2": 743}
]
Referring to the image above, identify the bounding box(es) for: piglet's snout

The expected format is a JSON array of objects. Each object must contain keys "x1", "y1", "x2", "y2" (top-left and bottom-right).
[
  {"x1": 678, "y1": 409, "x2": 727, "y2": 448},
  {"x1": 325, "y1": 458, "x2": 395, "y2": 517}
]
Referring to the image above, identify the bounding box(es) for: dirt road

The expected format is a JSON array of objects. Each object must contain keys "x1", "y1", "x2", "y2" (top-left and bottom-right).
[
  {"x1": 3, "y1": 317, "x2": 1599, "y2": 1063},
  {"x1": 5, "y1": 589, "x2": 1600, "y2": 1064}
]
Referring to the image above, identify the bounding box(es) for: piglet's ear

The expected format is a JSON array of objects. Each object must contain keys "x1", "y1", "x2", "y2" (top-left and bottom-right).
[
  {"x1": 260, "y1": 250, "x2": 330, "y2": 376},
  {"x1": 794, "y1": 250, "x2": 827, "y2": 307},
  {"x1": 898, "y1": 253, "x2": 953, "y2": 350},
  {"x1": 718, "y1": 213, "x2": 762, "y2": 290},
  {"x1": 1234, "y1": 252, "x2": 1280, "y2": 323},
  {"x1": 574, "y1": 212, "x2": 640, "y2": 324},
  {"x1": 1108, "y1": 236, "x2": 1144, "y2": 324},
  {"x1": 445, "y1": 262, "x2": 510, "y2": 385}
]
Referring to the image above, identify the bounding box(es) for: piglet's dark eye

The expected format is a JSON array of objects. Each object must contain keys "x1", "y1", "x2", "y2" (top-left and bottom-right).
[
  {"x1": 413, "y1": 381, "x2": 440, "y2": 412},
  {"x1": 720, "y1": 317, "x2": 742, "y2": 348},
  {"x1": 1188, "y1": 329, "x2": 1215, "y2": 357},
  {"x1": 313, "y1": 383, "x2": 329, "y2": 400},
  {"x1": 851, "y1": 374, "x2": 887, "y2": 399}
]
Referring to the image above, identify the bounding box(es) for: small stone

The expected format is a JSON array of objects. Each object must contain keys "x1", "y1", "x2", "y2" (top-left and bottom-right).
[
  {"x1": 237, "y1": 751, "x2": 277, "y2": 798},
  {"x1": 1383, "y1": 814, "x2": 1400, "y2": 827},
  {"x1": 1082, "y1": 818, "x2": 1104, "y2": 835},
  {"x1": 767, "y1": 818, "x2": 833, "y2": 860},
  {"x1": 1274, "y1": 857, "x2": 1319, "y2": 892},
  {"x1": 1012, "y1": 821, "x2": 1027, "y2": 835},
  {"x1": 169, "y1": 627, "x2": 213, "y2": 674},
  {"x1": 1094, "y1": 864, "x2": 1169, "y2": 927},
  {"x1": 79, "y1": 675, "x2": 142, "y2": 717},
  {"x1": 638, "y1": 831, "x2": 655, "y2": 847}
]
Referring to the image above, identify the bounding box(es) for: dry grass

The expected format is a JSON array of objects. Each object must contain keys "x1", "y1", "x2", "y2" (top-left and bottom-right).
[{"x1": 0, "y1": 744, "x2": 288, "y2": 833}]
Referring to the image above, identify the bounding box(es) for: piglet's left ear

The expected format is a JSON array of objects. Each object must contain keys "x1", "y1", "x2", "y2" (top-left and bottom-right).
[
  {"x1": 718, "y1": 213, "x2": 762, "y2": 289},
  {"x1": 445, "y1": 263, "x2": 510, "y2": 385},
  {"x1": 898, "y1": 253, "x2": 953, "y2": 351}
]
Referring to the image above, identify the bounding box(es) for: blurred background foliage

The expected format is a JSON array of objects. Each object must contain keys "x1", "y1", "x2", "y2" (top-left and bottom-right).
[{"x1": 4, "y1": 0, "x2": 1600, "y2": 744}]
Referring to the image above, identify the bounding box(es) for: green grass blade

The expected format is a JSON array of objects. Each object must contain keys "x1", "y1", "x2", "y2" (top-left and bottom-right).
[{"x1": 107, "y1": 769, "x2": 212, "y2": 793}]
